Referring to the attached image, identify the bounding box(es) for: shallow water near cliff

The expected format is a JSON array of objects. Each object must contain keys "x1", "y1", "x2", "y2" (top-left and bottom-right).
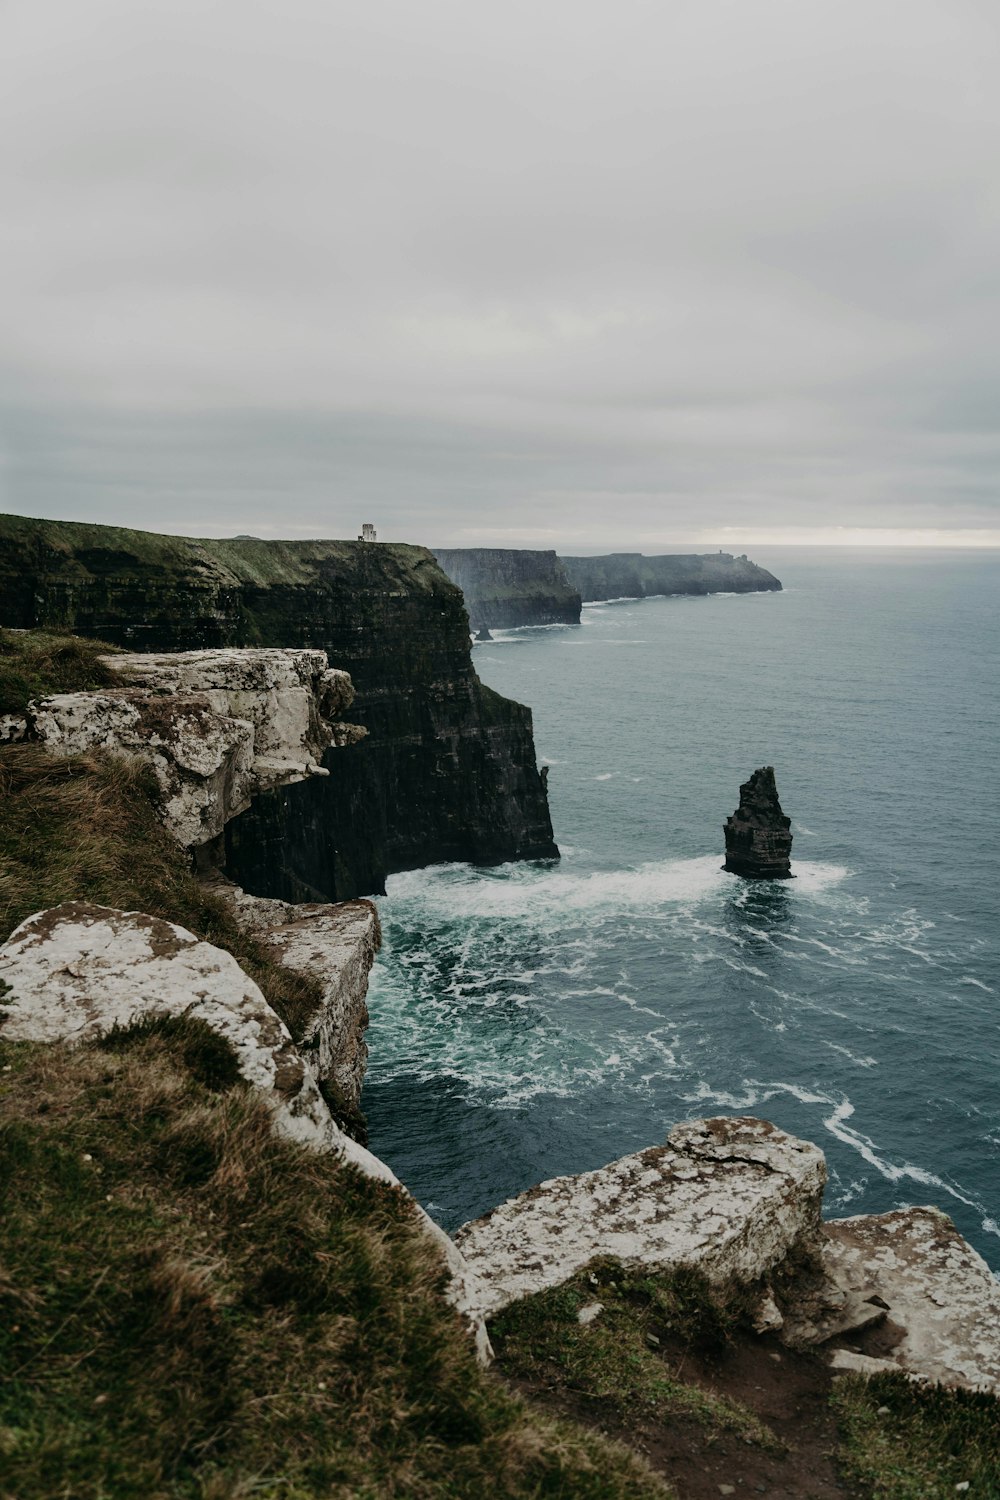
[{"x1": 364, "y1": 548, "x2": 1000, "y2": 1269}]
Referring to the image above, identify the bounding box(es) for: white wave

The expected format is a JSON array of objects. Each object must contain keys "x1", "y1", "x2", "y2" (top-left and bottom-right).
[
  {"x1": 823, "y1": 1041, "x2": 879, "y2": 1069},
  {"x1": 820, "y1": 1099, "x2": 993, "y2": 1224},
  {"x1": 383, "y1": 854, "x2": 850, "y2": 927},
  {"x1": 594, "y1": 772, "x2": 616, "y2": 781},
  {"x1": 581, "y1": 596, "x2": 642, "y2": 605},
  {"x1": 961, "y1": 975, "x2": 995, "y2": 993}
]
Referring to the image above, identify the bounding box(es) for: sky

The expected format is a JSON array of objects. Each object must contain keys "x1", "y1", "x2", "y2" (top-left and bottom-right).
[{"x1": 2, "y1": 0, "x2": 999, "y2": 550}]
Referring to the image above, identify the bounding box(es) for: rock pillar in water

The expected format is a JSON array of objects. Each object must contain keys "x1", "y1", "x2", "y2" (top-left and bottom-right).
[{"x1": 724, "y1": 766, "x2": 793, "y2": 879}]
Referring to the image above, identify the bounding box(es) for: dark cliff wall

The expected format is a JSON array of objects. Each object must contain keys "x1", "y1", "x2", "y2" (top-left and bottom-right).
[
  {"x1": 559, "y1": 552, "x2": 782, "y2": 601},
  {"x1": 433, "y1": 549, "x2": 581, "y2": 630},
  {"x1": 0, "y1": 513, "x2": 558, "y2": 900}
]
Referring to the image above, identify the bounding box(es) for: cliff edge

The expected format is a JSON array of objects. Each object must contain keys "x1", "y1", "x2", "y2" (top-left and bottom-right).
[
  {"x1": 0, "y1": 513, "x2": 558, "y2": 900},
  {"x1": 561, "y1": 551, "x2": 782, "y2": 601},
  {"x1": 433, "y1": 548, "x2": 582, "y2": 630}
]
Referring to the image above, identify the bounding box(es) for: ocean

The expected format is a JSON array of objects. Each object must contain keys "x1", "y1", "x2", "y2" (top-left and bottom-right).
[{"x1": 363, "y1": 548, "x2": 1000, "y2": 1270}]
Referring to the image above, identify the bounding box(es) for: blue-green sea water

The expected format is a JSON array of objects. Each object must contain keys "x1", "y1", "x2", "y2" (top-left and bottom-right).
[{"x1": 364, "y1": 548, "x2": 1000, "y2": 1269}]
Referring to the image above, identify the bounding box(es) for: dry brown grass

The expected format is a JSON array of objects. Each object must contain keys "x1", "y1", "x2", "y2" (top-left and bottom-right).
[
  {"x1": 0, "y1": 1020, "x2": 670, "y2": 1499},
  {"x1": 0, "y1": 744, "x2": 323, "y2": 1039},
  {"x1": 0, "y1": 626, "x2": 121, "y2": 715}
]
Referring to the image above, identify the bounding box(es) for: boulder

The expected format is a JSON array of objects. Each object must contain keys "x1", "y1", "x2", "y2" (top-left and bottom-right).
[
  {"x1": 819, "y1": 1209, "x2": 1000, "y2": 1393},
  {"x1": 454, "y1": 1117, "x2": 827, "y2": 1321},
  {"x1": 724, "y1": 765, "x2": 793, "y2": 878}
]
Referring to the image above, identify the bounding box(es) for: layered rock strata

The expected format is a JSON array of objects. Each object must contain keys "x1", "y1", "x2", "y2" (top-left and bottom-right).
[
  {"x1": 0, "y1": 513, "x2": 558, "y2": 900},
  {"x1": 0, "y1": 902, "x2": 491, "y2": 1360},
  {"x1": 431, "y1": 548, "x2": 782, "y2": 631},
  {"x1": 724, "y1": 765, "x2": 793, "y2": 878},
  {"x1": 560, "y1": 551, "x2": 782, "y2": 602},
  {"x1": 433, "y1": 548, "x2": 582, "y2": 630},
  {"x1": 16, "y1": 648, "x2": 360, "y2": 849}
]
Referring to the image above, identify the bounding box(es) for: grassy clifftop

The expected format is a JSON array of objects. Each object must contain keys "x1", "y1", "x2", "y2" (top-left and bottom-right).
[
  {"x1": 0, "y1": 1022, "x2": 665, "y2": 1500},
  {"x1": 0, "y1": 512, "x2": 443, "y2": 595}
]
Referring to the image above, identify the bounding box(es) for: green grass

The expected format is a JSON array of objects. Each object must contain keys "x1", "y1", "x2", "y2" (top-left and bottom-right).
[
  {"x1": 491, "y1": 1259, "x2": 781, "y2": 1453},
  {"x1": 0, "y1": 1022, "x2": 669, "y2": 1500},
  {"x1": 0, "y1": 627, "x2": 122, "y2": 715},
  {"x1": 832, "y1": 1371, "x2": 1000, "y2": 1497}
]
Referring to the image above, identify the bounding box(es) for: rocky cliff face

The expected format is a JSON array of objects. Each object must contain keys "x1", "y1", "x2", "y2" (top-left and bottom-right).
[
  {"x1": 433, "y1": 548, "x2": 582, "y2": 630},
  {"x1": 560, "y1": 551, "x2": 782, "y2": 601},
  {"x1": 9, "y1": 647, "x2": 361, "y2": 849},
  {"x1": 0, "y1": 513, "x2": 558, "y2": 899}
]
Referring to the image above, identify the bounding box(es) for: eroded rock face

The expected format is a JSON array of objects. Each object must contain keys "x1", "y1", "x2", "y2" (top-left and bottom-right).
[
  {"x1": 0, "y1": 902, "x2": 491, "y2": 1361},
  {"x1": 454, "y1": 1117, "x2": 827, "y2": 1321},
  {"x1": 205, "y1": 874, "x2": 380, "y2": 1127},
  {"x1": 819, "y1": 1209, "x2": 1000, "y2": 1393},
  {"x1": 723, "y1": 766, "x2": 793, "y2": 879},
  {"x1": 26, "y1": 648, "x2": 364, "y2": 849}
]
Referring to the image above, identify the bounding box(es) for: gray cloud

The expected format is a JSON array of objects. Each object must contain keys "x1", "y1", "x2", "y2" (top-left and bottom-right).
[{"x1": 2, "y1": 0, "x2": 999, "y2": 545}]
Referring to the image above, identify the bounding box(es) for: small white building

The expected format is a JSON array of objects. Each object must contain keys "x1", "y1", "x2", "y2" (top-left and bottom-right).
[{"x1": 358, "y1": 523, "x2": 377, "y2": 542}]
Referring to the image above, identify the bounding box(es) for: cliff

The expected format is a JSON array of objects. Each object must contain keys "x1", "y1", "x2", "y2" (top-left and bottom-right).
[
  {"x1": 0, "y1": 513, "x2": 558, "y2": 899},
  {"x1": 432, "y1": 548, "x2": 582, "y2": 630},
  {"x1": 560, "y1": 550, "x2": 782, "y2": 601},
  {"x1": 431, "y1": 547, "x2": 781, "y2": 629}
]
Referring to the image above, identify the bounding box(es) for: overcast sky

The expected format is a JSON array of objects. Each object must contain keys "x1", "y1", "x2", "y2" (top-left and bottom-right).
[{"x1": 2, "y1": 0, "x2": 999, "y2": 548}]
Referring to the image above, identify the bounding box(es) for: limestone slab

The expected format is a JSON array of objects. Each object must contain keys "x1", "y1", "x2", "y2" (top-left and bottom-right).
[
  {"x1": 26, "y1": 648, "x2": 365, "y2": 848},
  {"x1": 454, "y1": 1116, "x2": 827, "y2": 1321},
  {"x1": 205, "y1": 874, "x2": 380, "y2": 1113}
]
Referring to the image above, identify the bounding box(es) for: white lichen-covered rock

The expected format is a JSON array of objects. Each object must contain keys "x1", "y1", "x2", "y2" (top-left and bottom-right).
[
  {"x1": 454, "y1": 1117, "x2": 827, "y2": 1321},
  {"x1": 27, "y1": 648, "x2": 365, "y2": 848},
  {"x1": 0, "y1": 902, "x2": 491, "y2": 1361},
  {"x1": 0, "y1": 713, "x2": 27, "y2": 742},
  {"x1": 205, "y1": 874, "x2": 380, "y2": 1115},
  {"x1": 821, "y1": 1209, "x2": 1000, "y2": 1393}
]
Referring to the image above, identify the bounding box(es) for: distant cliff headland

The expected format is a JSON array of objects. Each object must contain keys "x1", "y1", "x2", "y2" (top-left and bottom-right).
[
  {"x1": 0, "y1": 513, "x2": 557, "y2": 900},
  {"x1": 433, "y1": 548, "x2": 781, "y2": 631}
]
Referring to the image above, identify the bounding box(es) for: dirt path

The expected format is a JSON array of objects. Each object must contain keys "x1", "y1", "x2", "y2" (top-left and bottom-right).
[{"x1": 504, "y1": 1328, "x2": 857, "y2": 1499}]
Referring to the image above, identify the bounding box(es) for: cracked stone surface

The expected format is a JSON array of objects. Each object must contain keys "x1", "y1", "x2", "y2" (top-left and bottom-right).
[
  {"x1": 205, "y1": 873, "x2": 380, "y2": 1114},
  {"x1": 26, "y1": 648, "x2": 366, "y2": 848},
  {"x1": 0, "y1": 902, "x2": 490, "y2": 1360},
  {"x1": 820, "y1": 1209, "x2": 1000, "y2": 1392},
  {"x1": 454, "y1": 1117, "x2": 827, "y2": 1320}
]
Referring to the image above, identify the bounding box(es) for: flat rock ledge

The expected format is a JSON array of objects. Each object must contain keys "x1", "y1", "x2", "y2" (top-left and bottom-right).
[
  {"x1": 455, "y1": 1118, "x2": 827, "y2": 1322},
  {"x1": 19, "y1": 648, "x2": 366, "y2": 849},
  {"x1": 454, "y1": 1116, "x2": 1000, "y2": 1392},
  {"x1": 0, "y1": 902, "x2": 490, "y2": 1361}
]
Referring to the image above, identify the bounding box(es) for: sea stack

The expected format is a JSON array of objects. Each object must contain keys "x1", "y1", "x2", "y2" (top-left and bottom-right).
[{"x1": 724, "y1": 766, "x2": 793, "y2": 879}]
